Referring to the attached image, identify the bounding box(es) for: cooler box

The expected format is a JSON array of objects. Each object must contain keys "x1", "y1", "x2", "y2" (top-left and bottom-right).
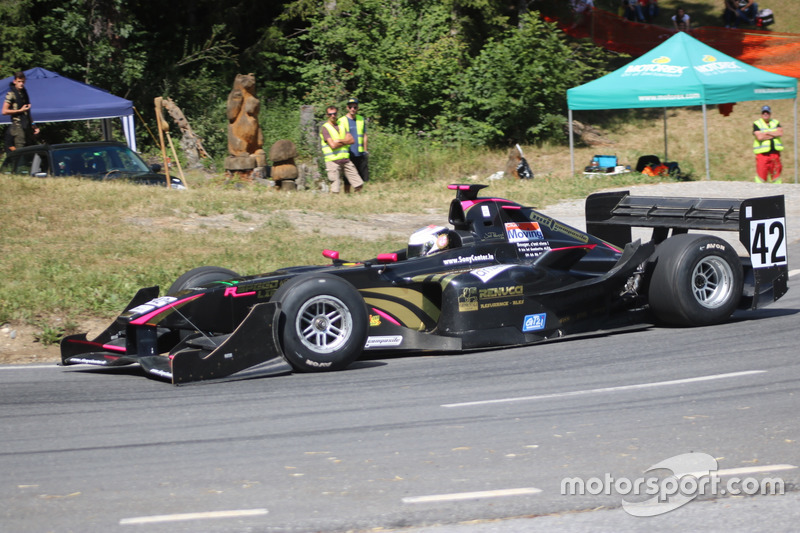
[{"x1": 757, "y1": 9, "x2": 774, "y2": 27}]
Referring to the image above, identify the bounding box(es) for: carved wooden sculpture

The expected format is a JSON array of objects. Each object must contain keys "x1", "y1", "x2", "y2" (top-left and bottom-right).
[{"x1": 225, "y1": 73, "x2": 266, "y2": 173}]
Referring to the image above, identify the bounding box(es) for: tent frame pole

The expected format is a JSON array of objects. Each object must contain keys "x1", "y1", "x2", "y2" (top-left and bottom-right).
[
  {"x1": 569, "y1": 109, "x2": 575, "y2": 176},
  {"x1": 795, "y1": 97, "x2": 798, "y2": 184},
  {"x1": 663, "y1": 108, "x2": 668, "y2": 163},
  {"x1": 703, "y1": 104, "x2": 711, "y2": 180}
]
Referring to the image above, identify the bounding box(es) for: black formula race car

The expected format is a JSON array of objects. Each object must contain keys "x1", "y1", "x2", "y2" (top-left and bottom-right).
[{"x1": 61, "y1": 184, "x2": 789, "y2": 384}]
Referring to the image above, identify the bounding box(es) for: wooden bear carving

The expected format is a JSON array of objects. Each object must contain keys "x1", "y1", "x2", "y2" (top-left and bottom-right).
[{"x1": 227, "y1": 73, "x2": 264, "y2": 157}]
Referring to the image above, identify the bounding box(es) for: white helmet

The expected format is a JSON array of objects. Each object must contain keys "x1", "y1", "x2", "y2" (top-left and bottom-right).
[{"x1": 407, "y1": 225, "x2": 451, "y2": 258}]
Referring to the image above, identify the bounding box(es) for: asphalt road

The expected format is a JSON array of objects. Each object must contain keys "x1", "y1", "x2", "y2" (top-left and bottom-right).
[{"x1": 2, "y1": 253, "x2": 799, "y2": 533}]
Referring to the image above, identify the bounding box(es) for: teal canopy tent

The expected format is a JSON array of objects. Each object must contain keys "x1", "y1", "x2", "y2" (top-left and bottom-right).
[{"x1": 567, "y1": 32, "x2": 798, "y2": 181}]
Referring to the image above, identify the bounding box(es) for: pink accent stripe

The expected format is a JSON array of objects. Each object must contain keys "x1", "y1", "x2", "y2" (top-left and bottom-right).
[
  {"x1": 461, "y1": 198, "x2": 511, "y2": 210},
  {"x1": 371, "y1": 307, "x2": 401, "y2": 326},
  {"x1": 603, "y1": 242, "x2": 623, "y2": 253},
  {"x1": 130, "y1": 294, "x2": 204, "y2": 326},
  {"x1": 501, "y1": 205, "x2": 521, "y2": 210},
  {"x1": 549, "y1": 244, "x2": 597, "y2": 251},
  {"x1": 67, "y1": 338, "x2": 126, "y2": 353}
]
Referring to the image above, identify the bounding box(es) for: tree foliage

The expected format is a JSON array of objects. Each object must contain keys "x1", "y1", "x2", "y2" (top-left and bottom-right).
[{"x1": 1, "y1": 0, "x2": 614, "y2": 156}]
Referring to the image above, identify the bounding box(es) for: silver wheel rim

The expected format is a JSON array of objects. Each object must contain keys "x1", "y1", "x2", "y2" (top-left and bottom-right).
[
  {"x1": 296, "y1": 295, "x2": 352, "y2": 354},
  {"x1": 692, "y1": 256, "x2": 734, "y2": 309}
]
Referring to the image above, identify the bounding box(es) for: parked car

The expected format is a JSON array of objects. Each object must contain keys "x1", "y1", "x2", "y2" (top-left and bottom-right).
[{"x1": 1, "y1": 141, "x2": 185, "y2": 188}]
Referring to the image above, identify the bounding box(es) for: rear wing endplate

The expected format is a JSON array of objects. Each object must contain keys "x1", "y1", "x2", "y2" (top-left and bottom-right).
[{"x1": 585, "y1": 191, "x2": 788, "y2": 309}]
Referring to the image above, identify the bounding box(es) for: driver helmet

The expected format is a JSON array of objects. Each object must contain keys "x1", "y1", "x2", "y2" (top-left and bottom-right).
[{"x1": 407, "y1": 225, "x2": 451, "y2": 258}]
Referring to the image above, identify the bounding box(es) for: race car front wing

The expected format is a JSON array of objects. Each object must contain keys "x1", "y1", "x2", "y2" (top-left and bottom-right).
[{"x1": 61, "y1": 289, "x2": 292, "y2": 384}]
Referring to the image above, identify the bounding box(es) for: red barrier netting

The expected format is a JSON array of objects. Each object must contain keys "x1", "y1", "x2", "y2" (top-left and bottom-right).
[{"x1": 541, "y1": 6, "x2": 800, "y2": 79}]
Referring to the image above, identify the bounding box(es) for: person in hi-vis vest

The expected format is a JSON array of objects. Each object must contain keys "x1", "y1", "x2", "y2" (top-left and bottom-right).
[
  {"x1": 320, "y1": 106, "x2": 363, "y2": 193},
  {"x1": 752, "y1": 105, "x2": 783, "y2": 184},
  {"x1": 338, "y1": 97, "x2": 369, "y2": 188}
]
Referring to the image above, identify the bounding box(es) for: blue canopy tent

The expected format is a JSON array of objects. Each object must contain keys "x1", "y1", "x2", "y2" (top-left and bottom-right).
[{"x1": 1, "y1": 67, "x2": 136, "y2": 151}]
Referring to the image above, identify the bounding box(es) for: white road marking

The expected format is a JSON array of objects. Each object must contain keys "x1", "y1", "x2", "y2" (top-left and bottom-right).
[
  {"x1": 690, "y1": 464, "x2": 798, "y2": 478},
  {"x1": 788, "y1": 268, "x2": 800, "y2": 278},
  {"x1": 402, "y1": 487, "x2": 541, "y2": 504},
  {"x1": 0, "y1": 365, "x2": 57, "y2": 370},
  {"x1": 119, "y1": 508, "x2": 268, "y2": 525},
  {"x1": 442, "y1": 370, "x2": 767, "y2": 408}
]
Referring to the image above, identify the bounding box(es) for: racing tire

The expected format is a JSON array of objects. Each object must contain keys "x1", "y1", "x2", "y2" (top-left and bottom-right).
[
  {"x1": 167, "y1": 266, "x2": 240, "y2": 296},
  {"x1": 647, "y1": 234, "x2": 743, "y2": 326},
  {"x1": 271, "y1": 274, "x2": 368, "y2": 372}
]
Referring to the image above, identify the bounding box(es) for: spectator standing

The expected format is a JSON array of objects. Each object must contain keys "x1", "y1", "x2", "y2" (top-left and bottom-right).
[
  {"x1": 338, "y1": 97, "x2": 369, "y2": 184},
  {"x1": 753, "y1": 105, "x2": 783, "y2": 184},
  {"x1": 2, "y1": 71, "x2": 40, "y2": 151},
  {"x1": 569, "y1": 0, "x2": 594, "y2": 29},
  {"x1": 672, "y1": 7, "x2": 691, "y2": 32},
  {"x1": 622, "y1": 0, "x2": 644, "y2": 22},
  {"x1": 642, "y1": 0, "x2": 659, "y2": 22},
  {"x1": 319, "y1": 106, "x2": 363, "y2": 194}
]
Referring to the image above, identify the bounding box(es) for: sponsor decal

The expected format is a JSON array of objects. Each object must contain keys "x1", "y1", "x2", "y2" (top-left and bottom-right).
[
  {"x1": 470, "y1": 264, "x2": 515, "y2": 282},
  {"x1": 128, "y1": 296, "x2": 177, "y2": 317},
  {"x1": 69, "y1": 357, "x2": 109, "y2": 366},
  {"x1": 305, "y1": 359, "x2": 333, "y2": 368},
  {"x1": 443, "y1": 253, "x2": 494, "y2": 266},
  {"x1": 505, "y1": 222, "x2": 545, "y2": 243},
  {"x1": 369, "y1": 314, "x2": 382, "y2": 326},
  {"x1": 224, "y1": 286, "x2": 256, "y2": 298},
  {"x1": 528, "y1": 212, "x2": 589, "y2": 243},
  {"x1": 229, "y1": 279, "x2": 285, "y2": 299},
  {"x1": 523, "y1": 313, "x2": 546, "y2": 332},
  {"x1": 638, "y1": 93, "x2": 700, "y2": 102},
  {"x1": 623, "y1": 60, "x2": 688, "y2": 77},
  {"x1": 479, "y1": 286, "x2": 523, "y2": 299},
  {"x1": 458, "y1": 287, "x2": 479, "y2": 312},
  {"x1": 516, "y1": 241, "x2": 551, "y2": 259},
  {"x1": 755, "y1": 88, "x2": 796, "y2": 94},
  {"x1": 365, "y1": 335, "x2": 404, "y2": 348},
  {"x1": 147, "y1": 368, "x2": 173, "y2": 379},
  {"x1": 694, "y1": 61, "x2": 745, "y2": 75},
  {"x1": 481, "y1": 205, "x2": 491, "y2": 218}
]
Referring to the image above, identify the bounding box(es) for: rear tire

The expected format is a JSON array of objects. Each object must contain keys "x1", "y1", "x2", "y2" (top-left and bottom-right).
[
  {"x1": 272, "y1": 274, "x2": 368, "y2": 372},
  {"x1": 648, "y1": 234, "x2": 743, "y2": 326},
  {"x1": 167, "y1": 266, "x2": 240, "y2": 296}
]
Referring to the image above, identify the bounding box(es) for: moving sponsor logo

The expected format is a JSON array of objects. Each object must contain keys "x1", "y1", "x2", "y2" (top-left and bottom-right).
[{"x1": 505, "y1": 222, "x2": 544, "y2": 243}]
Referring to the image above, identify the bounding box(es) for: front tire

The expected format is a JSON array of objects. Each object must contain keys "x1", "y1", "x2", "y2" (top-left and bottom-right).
[
  {"x1": 648, "y1": 234, "x2": 743, "y2": 326},
  {"x1": 272, "y1": 274, "x2": 368, "y2": 372},
  {"x1": 167, "y1": 266, "x2": 240, "y2": 296}
]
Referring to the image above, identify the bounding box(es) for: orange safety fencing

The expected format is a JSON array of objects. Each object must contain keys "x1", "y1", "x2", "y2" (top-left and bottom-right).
[{"x1": 541, "y1": 6, "x2": 800, "y2": 79}]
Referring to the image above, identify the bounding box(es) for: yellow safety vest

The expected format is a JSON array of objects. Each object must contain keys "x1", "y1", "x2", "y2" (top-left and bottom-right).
[
  {"x1": 338, "y1": 114, "x2": 366, "y2": 153},
  {"x1": 320, "y1": 122, "x2": 350, "y2": 162},
  {"x1": 753, "y1": 118, "x2": 784, "y2": 154}
]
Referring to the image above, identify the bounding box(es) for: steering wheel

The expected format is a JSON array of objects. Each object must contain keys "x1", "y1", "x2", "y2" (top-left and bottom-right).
[{"x1": 103, "y1": 169, "x2": 122, "y2": 180}]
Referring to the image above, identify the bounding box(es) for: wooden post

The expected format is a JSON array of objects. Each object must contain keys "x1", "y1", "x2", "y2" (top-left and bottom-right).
[
  {"x1": 166, "y1": 132, "x2": 188, "y2": 189},
  {"x1": 154, "y1": 97, "x2": 172, "y2": 189}
]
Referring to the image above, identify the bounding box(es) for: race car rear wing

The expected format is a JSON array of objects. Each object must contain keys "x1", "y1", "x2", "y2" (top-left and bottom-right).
[{"x1": 585, "y1": 191, "x2": 788, "y2": 309}]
